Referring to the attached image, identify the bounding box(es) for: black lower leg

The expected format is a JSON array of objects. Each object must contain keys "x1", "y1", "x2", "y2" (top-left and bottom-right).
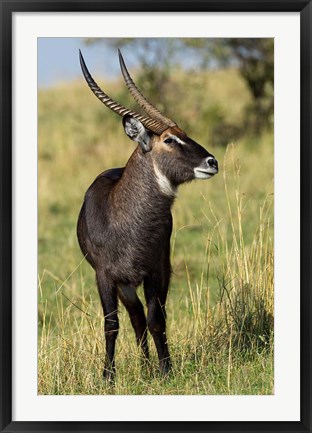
[
  {"x1": 151, "y1": 327, "x2": 171, "y2": 376},
  {"x1": 145, "y1": 296, "x2": 171, "y2": 376},
  {"x1": 118, "y1": 286, "x2": 149, "y2": 360},
  {"x1": 129, "y1": 309, "x2": 149, "y2": 360},
  {"x1": 96, "y1": 273, "x2": 119, "y2": 381},
  {"x1": 103, "y1": 318, "x2": 119, "y2": 380},
  {"x1": 144, "y1": 272, "x2": 171, "y2": 376}
]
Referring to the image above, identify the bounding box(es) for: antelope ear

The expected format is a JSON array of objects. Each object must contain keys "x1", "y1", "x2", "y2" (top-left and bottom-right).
[{"x1": 123, "y1": 115, "x2": 152, "y2": 153}]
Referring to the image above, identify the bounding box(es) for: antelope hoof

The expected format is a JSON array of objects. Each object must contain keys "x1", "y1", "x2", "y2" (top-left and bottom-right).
[
  {"x1": 159, "y1": 359, "x2": 172, "y2": 377},
  {"x1": 103, "y1": 367, "x2": 116, "y2": 384}
]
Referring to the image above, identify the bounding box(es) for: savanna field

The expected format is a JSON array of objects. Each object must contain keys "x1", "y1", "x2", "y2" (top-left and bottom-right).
[{"x1": 38, "y1": 67, "x2": 274, "y2": 395}]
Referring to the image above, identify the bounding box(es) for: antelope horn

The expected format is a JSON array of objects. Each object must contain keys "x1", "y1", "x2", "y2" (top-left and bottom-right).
[
  {"x1": 79, "y1": 50, "x2": 168, "y2": 135},
  {"x1": 118, "y1": 49, "x2": 177, "y2": 128}
]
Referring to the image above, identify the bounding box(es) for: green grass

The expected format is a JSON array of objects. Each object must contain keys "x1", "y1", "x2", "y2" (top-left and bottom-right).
[{"x1": 38, "y1": 68, "x2": 274, "y2": 395}]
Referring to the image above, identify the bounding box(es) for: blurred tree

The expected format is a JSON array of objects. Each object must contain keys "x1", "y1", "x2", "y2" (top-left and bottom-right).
[
  {"x1": 180, "y1": 38, "x2": 274, "y2": 133},
  {"x1": 225, "y1": 38, "x2": 274, "y2": 133},
  {"x1": 85, "y1": 38, "x2": 274, "y2": 138}
]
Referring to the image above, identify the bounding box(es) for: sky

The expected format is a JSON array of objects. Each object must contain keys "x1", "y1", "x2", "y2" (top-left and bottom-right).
[
  {"x1": 37, "y1": 37, "x2": 209, "y2": 88},
  {"x1": 38, "y1": 38, "x2": 130, "y2": 87}
]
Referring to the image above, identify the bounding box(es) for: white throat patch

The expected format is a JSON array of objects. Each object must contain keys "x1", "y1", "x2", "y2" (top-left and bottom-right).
[{"x1": 153, "y1": 162, "x2": 177, "y2": 197}]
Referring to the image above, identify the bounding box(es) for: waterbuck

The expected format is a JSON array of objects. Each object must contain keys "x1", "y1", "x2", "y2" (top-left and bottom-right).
[{"x1": 77, "y1": 50, "x2": 218, "y2": 380}]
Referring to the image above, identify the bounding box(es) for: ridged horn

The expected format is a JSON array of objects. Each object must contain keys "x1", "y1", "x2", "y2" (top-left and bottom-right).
[
  {"x1": 118, "y1": 49, "x2": 176, "y2": 128},
  {"x1": 79, "y1": 50, "x2": 168, "y2": 135}
]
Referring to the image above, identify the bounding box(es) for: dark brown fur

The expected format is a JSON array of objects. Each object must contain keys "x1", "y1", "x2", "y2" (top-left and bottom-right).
[{"x1": 77, "y1": 116, "x2": 218, "y2": 380}]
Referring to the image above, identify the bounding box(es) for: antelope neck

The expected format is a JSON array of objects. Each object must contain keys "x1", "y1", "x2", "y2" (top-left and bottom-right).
[{"x1": 111, "y1": 147, "x2": 174, "y2": 216}]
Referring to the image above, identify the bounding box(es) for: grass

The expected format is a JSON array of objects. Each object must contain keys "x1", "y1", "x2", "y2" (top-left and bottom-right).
[{"x1": 38, "y1": 67, "x2": 274, "y2": 395}]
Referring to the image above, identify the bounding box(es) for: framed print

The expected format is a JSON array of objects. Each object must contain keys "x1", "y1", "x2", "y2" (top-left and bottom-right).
[{"x1": 1, "y1": 0, "x2": 311, "y2": 432}]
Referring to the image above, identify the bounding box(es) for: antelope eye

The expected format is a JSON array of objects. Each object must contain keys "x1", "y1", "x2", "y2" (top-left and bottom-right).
[{"x1": 164, "y1": 138, "x2": 174, "y2": 144}]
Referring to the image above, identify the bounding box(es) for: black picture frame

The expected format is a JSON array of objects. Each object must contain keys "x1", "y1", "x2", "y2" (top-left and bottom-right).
[{"x1": 1, "y1": 1, "x2": 311, "y2": 432}]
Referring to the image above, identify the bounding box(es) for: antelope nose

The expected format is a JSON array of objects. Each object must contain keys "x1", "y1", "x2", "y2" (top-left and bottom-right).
[{"x1": 207, "y1": 157, "x2": 218, "y2": 171}]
